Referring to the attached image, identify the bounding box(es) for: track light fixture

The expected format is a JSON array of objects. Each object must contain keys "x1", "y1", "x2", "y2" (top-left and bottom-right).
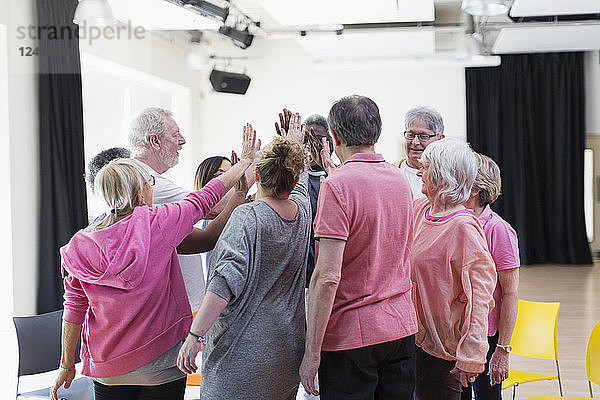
[
  {"x1": 218, "y1": 26, "x2": 254, "y2": 49},
  {"x1": 73, "y1": 0, "x2": 116, "y2": 26},
  {"x1": 461, "y1": 0, "x2": 508, "y2": 16},
  {"x1": 182, "y1": 0, "x2": 229, "y2": 23}
]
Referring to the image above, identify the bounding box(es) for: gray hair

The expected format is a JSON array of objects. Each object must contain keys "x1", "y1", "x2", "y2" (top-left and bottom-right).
[
  {"x1": 86, "y1": 147, "x2": 131, "y2": 192},
  {"x1": 129, "y1": 107, "x2": 173, "y2": 155},
  {"x1": 404, "y1": 106, "x2": 444, "y2": 136},
  {"x1": 304, "y1": 114, "x2": 329, "y2": 131},
  {"x1": 420, "y1": 138, "x2": 478, "y2": 207},
  {"x1": 328, "y1": 95, "x2": 382, "y2": 146},
  {"x1": 304, "y1": 114, "x2": 333, "y2": 154},
  {"x1": 473, "y1": 153, "x2": 502, "y2": 206}
]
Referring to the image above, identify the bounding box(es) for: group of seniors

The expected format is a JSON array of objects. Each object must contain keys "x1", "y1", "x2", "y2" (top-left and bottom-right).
[{"x1": 51, "y1": 96, "x2": 519, "y2": 400}]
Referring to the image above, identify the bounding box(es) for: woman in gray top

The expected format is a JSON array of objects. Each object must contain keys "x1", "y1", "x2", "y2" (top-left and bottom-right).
[{"x1": 177, "y1": 114, "x2": 311, "y2": 400}]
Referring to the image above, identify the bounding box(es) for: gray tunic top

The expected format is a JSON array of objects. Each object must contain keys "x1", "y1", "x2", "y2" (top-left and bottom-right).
[{"x1": 202, "y1": 172, "x2": 311, "y2": 400}]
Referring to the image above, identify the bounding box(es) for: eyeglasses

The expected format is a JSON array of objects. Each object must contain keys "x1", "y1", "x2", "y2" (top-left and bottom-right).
[
  {"x1": 404, "y1": 131, "x2": 437, "y2": 142},
  {"x1": 148, "y1": 175, "x2": 155, "y2": 186}
]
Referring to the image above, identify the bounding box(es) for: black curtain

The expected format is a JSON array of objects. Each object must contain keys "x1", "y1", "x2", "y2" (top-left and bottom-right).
[
  {"x1": 466, "y1": 53, "x2": 592, "y2": 265},
  {"x1": 37, "y1": 0, "x2": 88, "y2": 313}
]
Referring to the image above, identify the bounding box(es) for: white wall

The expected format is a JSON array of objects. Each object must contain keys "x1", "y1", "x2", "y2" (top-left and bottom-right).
[
  {"x1": 197, "y1": 37, "x2": 467, "y2": 165},
  {"x1": 80, "y1": 28, "x2": 204, "y2": 188},
  {"x1": 1, "y1": 0, "x2": 39, "y2": 317},
  {"x1": 586, "y1": 51, "x2": 600, "y2": 135},
  {"x1": 80, "y1": 53, "x2": 193, "y2": 218},
  {"x1": 4, "y1": 7, "x2": 209, "y2": 314}
]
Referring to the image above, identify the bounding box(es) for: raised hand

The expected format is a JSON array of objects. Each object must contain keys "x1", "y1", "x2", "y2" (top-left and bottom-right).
[
  {"x1": 231, "y1": 150, "x2": 239, "y2": 165},
  {"x1": 275, "y1": 108, "x2": 292, "y2": 136},
  {"x1": 285, "y1": 112, "x2": 306, "y2": 143},
  {"x1": 306, "y1": 128, "x2": 337, "y2": 175},
  {"x1": 306, "y1": 127, "x2": 323, "y2": 165},
  {"x1": 240, "y1": 123, "x2": 261, "y2": 162},
  {"x1": 319, "y1": 137, "x2": 337, "y2": 175}
]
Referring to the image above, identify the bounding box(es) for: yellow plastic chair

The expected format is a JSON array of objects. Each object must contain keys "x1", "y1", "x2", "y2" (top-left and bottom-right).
[
  {"x1": 520, "y1": 318, "x2": 600, "y2": 400},
  {"x1": 502, "y1": 300, "x2": 562, "y2": 400}
]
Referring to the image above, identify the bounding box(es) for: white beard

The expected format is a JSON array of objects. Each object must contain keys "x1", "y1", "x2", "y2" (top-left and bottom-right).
[{"x1": 159, "y1": 147, "x2": 179, "y2": 168}]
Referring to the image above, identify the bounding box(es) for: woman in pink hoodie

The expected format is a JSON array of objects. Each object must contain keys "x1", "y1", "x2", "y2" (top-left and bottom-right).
[{"x1": 51, "y1": 125, "x2": 260, "y2": 400}]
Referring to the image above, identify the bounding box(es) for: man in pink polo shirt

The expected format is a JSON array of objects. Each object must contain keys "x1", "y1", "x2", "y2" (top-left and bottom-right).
[{"x1": 299, "y1": 95, "x2": 418, "y2": 400}]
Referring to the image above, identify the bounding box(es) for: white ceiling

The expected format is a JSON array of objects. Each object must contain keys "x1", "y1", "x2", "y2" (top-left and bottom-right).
[
  {"x1": 510, "y1": 0, "x2": 600, "y2": 17},
  {"x1": 295, "y1": 30, "x2": 436, "y2": 61},
  {"x1": 492, "y1": 24, "x2": 600, "y2": 54},
  {"x1": 253, "y1": 0, "x2": 435, "y2": 26},
  {"x1": 107, "y1": 0, "x2": 220, "y2": 31},
  {"x1": 104, "y1": 0, "x2": 600, "y2": 60}
]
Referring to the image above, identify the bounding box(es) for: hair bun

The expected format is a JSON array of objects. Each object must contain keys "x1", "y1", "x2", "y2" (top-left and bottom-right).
[{"x1": 257, "y1": 137, "x2": 307, "y2": 196}]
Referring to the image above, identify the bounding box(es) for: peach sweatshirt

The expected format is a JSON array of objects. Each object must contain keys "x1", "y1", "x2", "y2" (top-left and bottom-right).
[{"x1": 411, "y1": 198, "x2": 497, "y2": 373}]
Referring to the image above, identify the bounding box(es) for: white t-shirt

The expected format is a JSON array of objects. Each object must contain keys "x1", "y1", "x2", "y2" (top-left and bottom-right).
[
  {"x1": 399, "y1": 160, "x2": 425, "y2": 199},
  {"x1": 139, "y1": 162, "x2": 205, "y2": 312}
]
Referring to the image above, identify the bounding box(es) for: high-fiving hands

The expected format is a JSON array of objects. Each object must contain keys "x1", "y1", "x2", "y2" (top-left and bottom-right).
[
  {"x1": 275, "y1": 108, "x2": 293, "y2": 136},
  {"x1": 240, "y1": 123, "x2": 261, "y2": 162},
  {"x1": 284, "y1": 113, "x2": 306, "y2": 143},
  {"x1": 306, "y1": 132, "x2": 336, "y2": 176}
]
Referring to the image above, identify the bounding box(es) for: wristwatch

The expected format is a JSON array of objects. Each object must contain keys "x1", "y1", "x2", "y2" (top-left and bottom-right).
[
  {"x1": 188, "y1": 331, "x2": 206, "y2": 345},
  {"x1": 496, "y1": 343, "x2": 512, "y2": 352}
]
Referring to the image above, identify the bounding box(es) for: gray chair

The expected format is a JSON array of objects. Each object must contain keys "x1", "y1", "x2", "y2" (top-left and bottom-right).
[{"x1": 14, "y1": 309, "x2": 93, "y2": 399}]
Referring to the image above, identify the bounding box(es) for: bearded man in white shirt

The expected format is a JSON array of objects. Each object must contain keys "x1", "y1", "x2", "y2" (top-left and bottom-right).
[{"x1": 129, "y1": 107, "x2": 249, "y2": 312}]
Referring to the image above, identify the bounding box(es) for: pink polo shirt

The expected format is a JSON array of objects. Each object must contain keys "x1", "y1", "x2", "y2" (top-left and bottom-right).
[
  {"x1": 478, "y1": 205, "x2": 520, "y2": 336},
  {"x1": 313, "y1": 152, "x2": 418, "y2": 352}
]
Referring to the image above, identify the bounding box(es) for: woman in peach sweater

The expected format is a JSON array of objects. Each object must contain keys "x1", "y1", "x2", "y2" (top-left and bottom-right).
[{"x1": 411, "y1": 138, "x2": 497, "y2": 400}]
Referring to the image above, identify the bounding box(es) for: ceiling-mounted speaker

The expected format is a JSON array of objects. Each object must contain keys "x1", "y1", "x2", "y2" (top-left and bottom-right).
[{"x1": 209, "y1": 69, "x2": 251, "y2": 95}]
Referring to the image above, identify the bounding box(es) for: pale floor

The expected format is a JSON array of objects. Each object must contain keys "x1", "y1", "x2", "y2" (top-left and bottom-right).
[
  {"x1": 188, "y1": 264, "x2": 600, "y2": 400},
  {"x1": 499, "y1": 264, "x2": 600, "y2": 399}
]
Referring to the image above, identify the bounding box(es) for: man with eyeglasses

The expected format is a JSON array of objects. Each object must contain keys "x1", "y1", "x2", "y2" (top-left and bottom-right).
[{"x1": 394, "y1": 106, "x2": 445, "y2": 198}]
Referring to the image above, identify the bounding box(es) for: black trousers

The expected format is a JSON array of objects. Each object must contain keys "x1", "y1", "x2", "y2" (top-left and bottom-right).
[
  {"x1": 461, "y1": 333, "x2": 502, "y2": 400},
  {"x1": 414, "y1": 347, "x2": 462, "y2": 400},
  {"x1": 318, "y1": 335, "x2": 415, "y2": 400},
  {"x1": 93, "y1": 377, "x2": 186, "y2": 400}
]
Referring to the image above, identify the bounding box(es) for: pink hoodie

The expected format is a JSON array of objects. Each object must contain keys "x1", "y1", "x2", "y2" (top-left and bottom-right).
[{"x1": 60, "y1": 179, "x2": 226, "y2": 378}]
